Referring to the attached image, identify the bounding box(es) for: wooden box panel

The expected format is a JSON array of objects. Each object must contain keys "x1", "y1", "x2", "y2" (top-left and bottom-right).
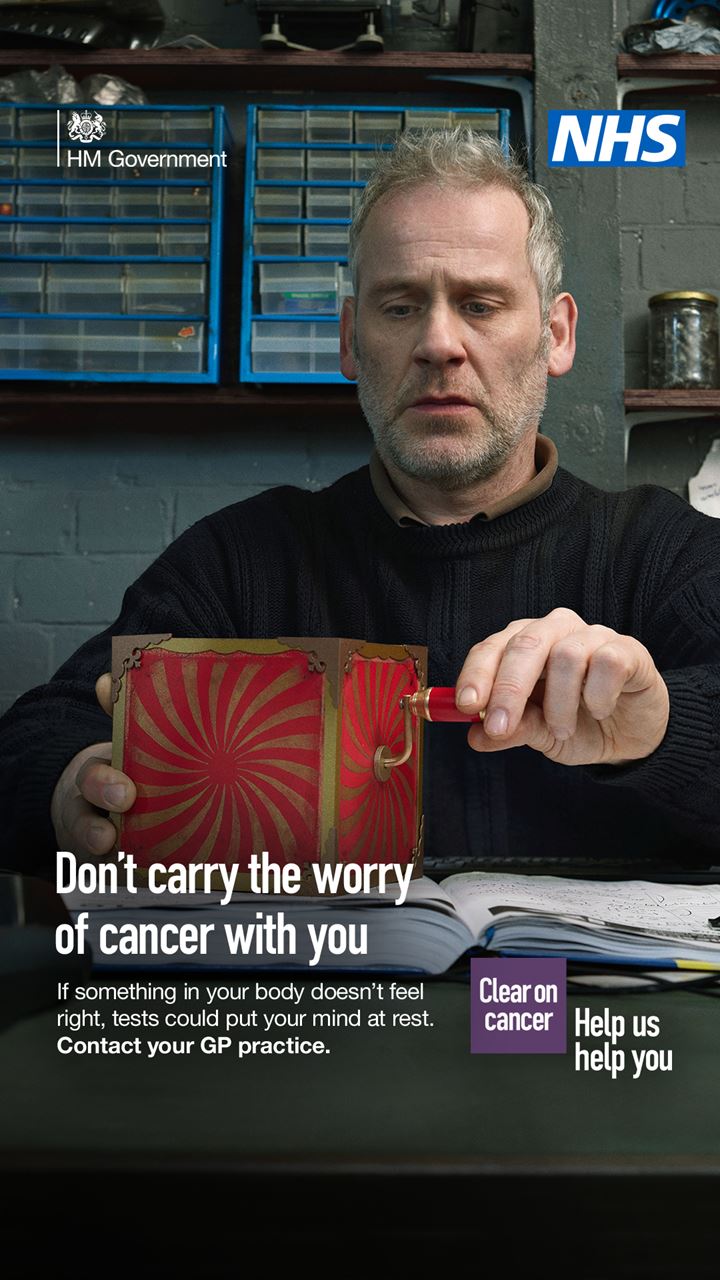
[
  {"x1": 338, "y1": 649, "x2": 422, "y2": 864},
  {"x1": 111, "y1": 636, "x2": 426, "y2": 887}
]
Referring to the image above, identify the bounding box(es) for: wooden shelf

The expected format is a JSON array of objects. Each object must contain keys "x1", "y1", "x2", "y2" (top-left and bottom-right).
[
  {"x1": 0, "y1": 384, "x2": 364, "y2": 429},
  {"x1": 8, "y1": 387, "x2": 719, "y2": 421},
  {"x1": 618, "y1": 54, "x2": 720, "y2": 98},
  {"x1": 618, "y1": 54, "x2": 720, "y2": 80},
  {"x1": 625, "y1": 389, "x2": 720, "y2": 412},
  {"x1": 0, "y1": 48, "x2": 533, "y2": 92}
]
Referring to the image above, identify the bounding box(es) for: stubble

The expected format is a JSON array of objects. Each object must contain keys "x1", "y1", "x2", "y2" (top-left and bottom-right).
[{"x1": 355, "y1": 330, "x2": 552, "y2": 493}]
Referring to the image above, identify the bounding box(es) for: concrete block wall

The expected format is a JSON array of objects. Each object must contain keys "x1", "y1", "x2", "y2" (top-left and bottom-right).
[
  {"x1": 0, "y1": 423, "x2": 370, "y2": 714},
  {"x1": 621, "y1": 97, "x2": 720, "y2": 388},
  {"x1": 616, "y1": 0, "x2": 720, "y2": 386}
]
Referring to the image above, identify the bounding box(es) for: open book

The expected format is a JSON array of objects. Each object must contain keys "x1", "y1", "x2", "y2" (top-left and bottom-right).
[{"x1": 64, "y1": 871, "x2": 720, "y2": 974}]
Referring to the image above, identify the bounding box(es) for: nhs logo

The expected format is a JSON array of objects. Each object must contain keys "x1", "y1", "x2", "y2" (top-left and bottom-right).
[{"x1": 548, "y1": 110, "x2": 685, "y2": 167}]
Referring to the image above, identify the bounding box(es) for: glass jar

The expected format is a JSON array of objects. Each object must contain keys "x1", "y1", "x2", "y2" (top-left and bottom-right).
[{"x1": 648, "y1": 291, "x2": 719, "y2": 389}]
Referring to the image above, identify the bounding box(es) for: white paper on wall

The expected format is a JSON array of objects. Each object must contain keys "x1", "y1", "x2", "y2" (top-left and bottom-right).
[{"x1": 688, "y1": 437, "x2": 720, "y2": 517}]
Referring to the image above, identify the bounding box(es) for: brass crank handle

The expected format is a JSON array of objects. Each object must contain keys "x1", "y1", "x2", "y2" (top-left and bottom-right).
[{"x1": 373, "y1": 688, "x2": 487, "y2": 782}]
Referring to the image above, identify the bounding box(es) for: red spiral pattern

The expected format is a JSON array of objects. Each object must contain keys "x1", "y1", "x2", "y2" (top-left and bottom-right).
[
  {"x1": 338, "y1": 654, "x2": 420, "y2": 864},
  {"x1": 120, "y1": 647, "x2": 323, "y2": 868}
]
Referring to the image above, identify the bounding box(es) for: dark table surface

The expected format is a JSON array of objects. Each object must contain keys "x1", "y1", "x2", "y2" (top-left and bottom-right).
[
  {"x1": 2, "y1": 975, "x2": 719, "y2": 1171},
  {"x1": 2, "y1": 973, "x2": 719, "y2": 1272}
]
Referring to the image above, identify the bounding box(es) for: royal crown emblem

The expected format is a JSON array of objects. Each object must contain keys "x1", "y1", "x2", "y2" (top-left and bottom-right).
[{"x1": 67, "y1": 109, "x2": 106, "y2": 144}]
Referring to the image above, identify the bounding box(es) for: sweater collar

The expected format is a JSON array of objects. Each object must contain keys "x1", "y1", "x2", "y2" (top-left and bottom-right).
[
  {"x1": 361, "y1": 458, "x2": 587, "y2": 558},
  {"x1": 369, "y1": 433, "x2": 559, "y2": 527}
]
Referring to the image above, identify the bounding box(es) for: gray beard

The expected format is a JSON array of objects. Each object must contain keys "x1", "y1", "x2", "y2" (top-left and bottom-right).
[{"x1": 355, "y1": 348, "x2": 550, "y2": 493}]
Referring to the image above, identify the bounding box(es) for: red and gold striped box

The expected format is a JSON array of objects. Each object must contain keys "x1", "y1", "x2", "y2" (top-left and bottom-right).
[{"x1": 111, "y1": 635, "x2": 426, "y2": 889}]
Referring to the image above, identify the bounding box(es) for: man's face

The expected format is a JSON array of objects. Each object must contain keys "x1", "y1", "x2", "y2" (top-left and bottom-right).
[{"x1": 341, "y1": 182, "x2": 554, "y2": 491}]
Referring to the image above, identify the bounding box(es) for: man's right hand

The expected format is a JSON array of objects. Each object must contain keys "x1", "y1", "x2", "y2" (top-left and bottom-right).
[{"x1": 50, "y1": 673, "x2": 136, "y2": 856}]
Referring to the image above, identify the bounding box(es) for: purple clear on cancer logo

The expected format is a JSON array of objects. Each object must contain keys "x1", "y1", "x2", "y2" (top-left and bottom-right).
[{"x1": 470, "y1": 957, "x2": 567, "y2": 1054}]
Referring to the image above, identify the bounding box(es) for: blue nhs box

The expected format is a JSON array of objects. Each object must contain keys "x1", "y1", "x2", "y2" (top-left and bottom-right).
[{"x1": 548, "y1": 110, "x2": 685, "y2": 168}]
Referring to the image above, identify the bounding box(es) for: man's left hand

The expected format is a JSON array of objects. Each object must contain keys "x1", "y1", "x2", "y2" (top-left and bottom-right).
[{"x1": 456, "y1": 608, "x2": 670, "y2": 767}]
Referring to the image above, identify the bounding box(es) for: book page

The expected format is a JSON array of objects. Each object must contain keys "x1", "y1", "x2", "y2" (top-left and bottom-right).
[
  {"x1": 440, "y1": 872, "x2": 720, "y2": 944},
  {"x1": 62, "y1": 874, "x2": 462, "y2": 916}
]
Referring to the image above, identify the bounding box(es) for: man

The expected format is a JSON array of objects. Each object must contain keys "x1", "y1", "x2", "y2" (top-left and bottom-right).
[{"x1": 1, "y1": 129, "x2": 719, "y2": 869}]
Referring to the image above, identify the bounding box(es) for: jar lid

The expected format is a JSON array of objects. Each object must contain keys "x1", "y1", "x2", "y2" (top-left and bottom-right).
[{"x1": 649, "y1": 290, "x2": 718, "y2": 305}]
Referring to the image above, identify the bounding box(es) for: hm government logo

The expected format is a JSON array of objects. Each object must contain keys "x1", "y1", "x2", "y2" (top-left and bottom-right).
[
  {"x1": 56, "y1": 107, "x2": 227, "y2": 172},
  {"x1": 67, "y1": 109, "x2": 107, "y2": 144}
]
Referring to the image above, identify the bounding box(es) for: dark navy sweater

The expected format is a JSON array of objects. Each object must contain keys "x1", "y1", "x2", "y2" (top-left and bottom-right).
[{"x1": 2, "y1": 463, "x2": 719, "y2": 871}]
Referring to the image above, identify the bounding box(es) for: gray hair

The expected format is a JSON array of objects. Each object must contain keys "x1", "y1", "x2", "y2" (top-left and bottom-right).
[{"x1": 348, "y1": 127, "x2": 564, "y2": 319}]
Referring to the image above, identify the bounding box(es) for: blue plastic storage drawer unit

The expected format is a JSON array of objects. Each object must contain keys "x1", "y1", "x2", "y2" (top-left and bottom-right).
[
  {"x1": 0, "y1": 103, "x2": 228, "y2": 381},
  {"x1": 240, "y1": 102, "x2": 510, "y2": 384}
]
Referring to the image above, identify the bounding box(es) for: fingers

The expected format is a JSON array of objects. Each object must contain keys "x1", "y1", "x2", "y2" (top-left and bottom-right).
[
  {"x1": 75, "y1": 755, "x2": 136, "y2": 815},
  {"x1": 458, "y1": 609, "x2": 589, "y2": 737},
  {"x1": 63, "y1": 792, "x2": 118, "y2": 857},
  {"x1": 51, "y1": 739, "x2": 136, "y2": 858},
  {"x1": 95, "y1": 672, "x2": 114, "y2": 717},
  {"x1": 51, "y1": 673, "x2": 132, "y2": 858},
  {"x1": 60, "y1": 674, "x2": 127, "y2": 856},
  {"x1": 468, "y1": 700, "x2": 564, "y2": 759},
  {"x1": 542, "y1": 626, "x2": 619, "y2": 739},
  {"x1": 460, "y1": 606, "x2": 668, "y2": 766},
  {"x1": 458, "y1": 610, "x2": 662, "y2": 763},
  {"x1": 455, "y1": 618, "x2": 534, "y2": 717},
  {"x1": 581, "y1": 639, "x2": 656, "y2": 714},
  {"x1": 469, "y1": 636, "x2": 632, "y2": 755}
]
